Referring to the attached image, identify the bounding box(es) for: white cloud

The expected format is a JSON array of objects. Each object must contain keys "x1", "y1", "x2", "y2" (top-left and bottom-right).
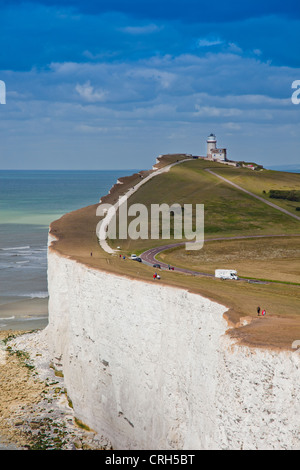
[
  {"x1": 197, "y1": 37, "x2": 223, "y2": 47},
  {"x1": 222, "y1": 122, "x2": 241, "y2": 131},
  {"x1": 194, "y1": 104, "x2": 242, "y2": 118},
  {"x1": 119, "y1": 23, "x2": 161, "y2": 35},
  {"x1": 75, "y1": 81, "x2": 107, "y2": 102},
  {"x1": 2, "y1": 49, "x2": 300, "y2": 168},
  {"x1": 126, "y1": 68, "x2": 176, "y2": 89},
  {"x1": 226, "y1": 42, "x2": 243, "y2": 54},
  {"x1": 75, "y1": 124, "x2": 109, "y2": 133}
]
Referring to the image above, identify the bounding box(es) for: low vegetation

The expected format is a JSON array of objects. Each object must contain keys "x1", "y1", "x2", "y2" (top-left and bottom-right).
[{"x1": 269, "y1": 189, "x2": 300, "y2": 202}]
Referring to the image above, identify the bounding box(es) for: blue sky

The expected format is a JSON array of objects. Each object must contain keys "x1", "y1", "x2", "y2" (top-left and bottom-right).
[{"x1": 0, "y1": 0, "x2": 299, "y2": 169}]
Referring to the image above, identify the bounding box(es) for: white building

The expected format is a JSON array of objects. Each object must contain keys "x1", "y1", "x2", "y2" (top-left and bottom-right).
[{"x1": 206, "y1": 133, "x2": 227, "y2": 161}]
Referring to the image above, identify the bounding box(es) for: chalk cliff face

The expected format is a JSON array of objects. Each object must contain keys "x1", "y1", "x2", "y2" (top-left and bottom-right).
[{"x1": 46, "y1": 245, "x2": 300, "y2": 450}]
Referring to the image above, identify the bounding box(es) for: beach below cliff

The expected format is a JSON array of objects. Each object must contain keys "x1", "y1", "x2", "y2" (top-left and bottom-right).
[
  {"x1": 0, "y1": 297, "x2": 49, "y2": 332},
  {"x1": 0, "y1": 328, "x2": 112, "y2": 450}
]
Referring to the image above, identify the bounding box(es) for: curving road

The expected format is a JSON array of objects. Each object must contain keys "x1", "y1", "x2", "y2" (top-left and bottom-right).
[
  {"x1": 141, "y1": 241, "x2": 214, "y2": 277},
  {"x1": 140, "y1": 233, "x2": 300, "y2": 282}
]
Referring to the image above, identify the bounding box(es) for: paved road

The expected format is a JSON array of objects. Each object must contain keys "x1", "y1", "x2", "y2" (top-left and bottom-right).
[
  {"x1": 140, "y1": 233, "x2": 300, "y2": 282},
  {"x1": 141, "y1": 242, "x2": 214, "y2": 277},
  {"x1": 205, "y1": 168, "x2": 300, "y2": 222}
]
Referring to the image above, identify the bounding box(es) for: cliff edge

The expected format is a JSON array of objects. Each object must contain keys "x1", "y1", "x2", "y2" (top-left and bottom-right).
[{"x1": 44, "y1": 155, "x2": 300, "y2": 449}]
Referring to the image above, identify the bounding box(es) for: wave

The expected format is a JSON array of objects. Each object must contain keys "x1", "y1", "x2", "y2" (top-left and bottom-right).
[
  {"x1": 9, "y1": 292, "x2": 49, "y2": 299},
  {"x1": 1, "y1": 246, "x2": 30, "y2": 251},
  {"x1": 22, "y1": 315, "x2": 48, "y2": 321},
  {"x1": 29, "y1": 292, "x2": 49, "y2": 299},
  {"x1": 0, "y1": 315, "x2": 47, "y2": 325}
]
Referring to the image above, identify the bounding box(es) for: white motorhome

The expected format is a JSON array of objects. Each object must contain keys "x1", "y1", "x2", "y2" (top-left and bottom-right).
[{"x1": 215, "y1": 269, "x2": 238, "y2": 280}]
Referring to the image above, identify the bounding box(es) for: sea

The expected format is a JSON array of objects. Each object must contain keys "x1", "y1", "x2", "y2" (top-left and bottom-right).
[
  {"x1": 0, "y1": 169, "x2": 137, "y2": 331},
  {"x1": 268, "y1": 165, "x2": 300, "y2": 173}
]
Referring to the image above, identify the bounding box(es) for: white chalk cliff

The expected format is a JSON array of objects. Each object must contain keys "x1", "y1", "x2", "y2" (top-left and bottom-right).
[{"x1": 46, "y1": 238, "x2": 300, "y2": 450}]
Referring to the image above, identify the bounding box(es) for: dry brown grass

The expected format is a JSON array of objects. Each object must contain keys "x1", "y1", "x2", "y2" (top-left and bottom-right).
[{"x1": 158, "y1": 236, "x2": 300, "y2": 284}]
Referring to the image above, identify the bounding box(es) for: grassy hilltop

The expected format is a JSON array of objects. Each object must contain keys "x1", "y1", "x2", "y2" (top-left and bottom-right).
[
  {"x1": 109, "y1": 158, "x2": 300, "y2": 251},
  {"x1": 50, "y1": 155, "x2": 300, "y2": 350}
]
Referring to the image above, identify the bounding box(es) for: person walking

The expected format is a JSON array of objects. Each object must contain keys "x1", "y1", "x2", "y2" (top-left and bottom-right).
[{"x1": 257, "y1": 306, "x2": 261, "y2": 316}]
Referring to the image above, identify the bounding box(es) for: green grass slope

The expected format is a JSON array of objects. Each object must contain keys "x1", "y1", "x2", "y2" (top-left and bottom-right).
[{"x1": 109, "y1": 159, "x2": 300, "y2": 253}]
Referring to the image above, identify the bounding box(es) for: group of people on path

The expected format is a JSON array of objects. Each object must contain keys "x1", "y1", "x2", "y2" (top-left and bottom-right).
[{"x1": 257, "y1": 306, "x2": 266, "y2": 316}]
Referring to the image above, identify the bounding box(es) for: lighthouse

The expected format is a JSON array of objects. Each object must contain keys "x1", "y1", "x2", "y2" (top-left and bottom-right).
[
  {"x1": 207, "y1": 133, "x2": 217, "y2": 156},
  {"x1": 206, "y1": 133, "x2": 227, "y2": 161}
]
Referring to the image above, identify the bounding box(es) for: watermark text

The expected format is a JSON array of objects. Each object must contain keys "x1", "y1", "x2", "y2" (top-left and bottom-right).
[
  {"x1": 291, "y1": 80, "x2": 300, "y2": 105},
  {"x1": 0, "y1": 80, "x2": 6, "y2": 104},
  {"x1": 96, "y1": 197, "x2": 204, "y2": 250}
]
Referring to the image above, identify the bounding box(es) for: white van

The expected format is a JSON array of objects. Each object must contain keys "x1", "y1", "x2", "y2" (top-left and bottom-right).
[{"x1": 215, "y1": 269, "x2": 238, "y2": 280}]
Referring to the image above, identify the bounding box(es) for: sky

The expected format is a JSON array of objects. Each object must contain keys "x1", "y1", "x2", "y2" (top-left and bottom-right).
[{"x1": 0, "y1": 0, "x2": 300, "y2": 170}]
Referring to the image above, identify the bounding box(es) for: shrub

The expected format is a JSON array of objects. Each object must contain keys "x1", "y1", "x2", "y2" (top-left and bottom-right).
[{"x1": 269, "y1": 190, "x2": 300, "y2": 202}]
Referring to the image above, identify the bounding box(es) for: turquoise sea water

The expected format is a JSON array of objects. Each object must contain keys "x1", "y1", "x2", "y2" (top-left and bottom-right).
[
  {"x1": 268, "y1": 165, "x2": 300, "y2": 173},
  {"x1": 0, "y1": 170, "x2": 136, "y2": 329}
]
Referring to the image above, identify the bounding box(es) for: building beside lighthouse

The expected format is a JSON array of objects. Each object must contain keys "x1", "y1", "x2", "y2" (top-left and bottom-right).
[
  {"x1": 155, "y1": 132, "x2": 263, "y2": 169},
  {"x1": 206, "y1": 133, "x2": 227, "y2": 161}
]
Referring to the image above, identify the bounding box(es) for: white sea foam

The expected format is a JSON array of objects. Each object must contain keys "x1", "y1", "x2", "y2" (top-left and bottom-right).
[
  {"x1": 1, "y1": 246, "x2": 30, "y2": 251},
  {"x1": 29, "y1": 292, "x2": 49, "y2": 299},
  {"x1": 22, "y1": 315, "x2": 48, "y2": 321},
  {"x1": 11, "y1": 292, "x2": 48, "y2": 299}
]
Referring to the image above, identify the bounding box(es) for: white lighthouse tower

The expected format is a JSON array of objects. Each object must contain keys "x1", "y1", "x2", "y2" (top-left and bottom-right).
[
  {"x1": 206, "y1": 133, "x2": 227, "y2": 161},
  {"x1": 207, "y1": 133, "x2": 217, "y2": 156}
]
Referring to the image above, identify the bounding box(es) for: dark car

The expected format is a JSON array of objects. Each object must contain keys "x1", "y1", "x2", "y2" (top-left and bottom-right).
[
  {"x1": 153, "y1": 264, "x2": 161, "y2": 269},
  {"x1": 133, "y1": 257, "x2": 142, "y2": 262}
]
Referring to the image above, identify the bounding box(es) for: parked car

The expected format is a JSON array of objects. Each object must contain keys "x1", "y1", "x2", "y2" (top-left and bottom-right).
[
  {"x1": 130, "y1": 254, "x2": 137, "y2": 259},
  {"x1": 153, "y1": 264, "x2": 161, "y2": 269},
  {"x1": 133, "y1": 257, "x2": 142, "y2": 262}
]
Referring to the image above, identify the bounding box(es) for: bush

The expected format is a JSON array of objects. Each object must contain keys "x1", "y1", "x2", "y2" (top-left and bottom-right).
[{"x1": 269, "y1": 190, "x2": 300, "y2": 202}]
